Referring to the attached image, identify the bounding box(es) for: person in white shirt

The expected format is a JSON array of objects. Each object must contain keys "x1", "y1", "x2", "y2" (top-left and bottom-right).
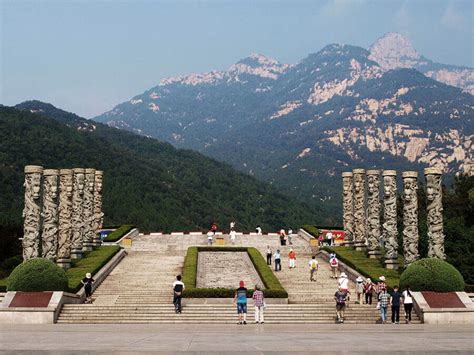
[
  {"x1": 207, "y1": 230, "x2": 213, "y2": 245},
  {"x1": 230, "y1": 229, "x2": 236, "y2": 245},
  {"x1": 230, "y1": 221, "x2": 235, "y2": 231},
  {"x1": 288, "y1": 229, "x2": 293, "y2": 245},
  {"x1": 309, "y1": 256, "x2": 319, "y2": 282},
  {"x1": 338, "y1": 272, "x2": 349, "y2": 292},
  {"x1": 326, "y1": 231, "x2": 334, "y2": 246},
  {"x1": 402, "y1": 285, "x2": 414, "y2": 324},
  {"x1": 172, "y1": 275, "x2": 185, "y2": 313}
]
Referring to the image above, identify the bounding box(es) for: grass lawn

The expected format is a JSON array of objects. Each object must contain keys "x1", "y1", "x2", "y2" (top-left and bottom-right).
[
  {"x1": 322, "y1": 246, "x2": 402, "y2": 289},
  {"x1": 66, "y1": 245, "x2": 121, "y2": 292}
]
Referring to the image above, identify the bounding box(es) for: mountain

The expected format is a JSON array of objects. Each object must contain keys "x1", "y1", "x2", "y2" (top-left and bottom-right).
[
  {"x1": 369, "y1": 32, "x2": 474, "y2": 95},
  {"x1": 0, "y1": 101, "x2": 325, "y2": 232},
  {"x1": 93, "y1": 38, "x2": 474, "y2": 214}
]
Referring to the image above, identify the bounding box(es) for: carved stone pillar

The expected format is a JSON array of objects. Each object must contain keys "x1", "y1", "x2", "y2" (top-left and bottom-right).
[
  {"x1": 57, "y1": 169, "x2": 74, "y2": 269},
  {"x1": 402, "y1": 171, "x2": 419, "y2": 267},
  {"x1": 366, "y1": 170, "x2": 381, "y2": 258},
  {"x1": 93, "y1": 170, "x2": 104, "y2": 246},
  {"x1": 342, "y1": 172, "x2": 354, "y2": 247},
  {"x1": 41, "y1": 169, "x2": 59, "y2": 260},
  {"x1": 82, "y1": 168, "x2": 96, "y2": 252},
  {"x1": 71, "y1": 168, "x2": 85, "y2": 259},
  {"x1": 22, "y1": 165, "x2": 43, "y2": 261},
  {"x1": 382, "y1": 170, "x2": 398, "y2": 269},
  {"x1": 425, "y1": 168, "x2": 446, "y2": 259},
  {"x1": 352, "y1": 169, "x2": 366, "y2": 251}
]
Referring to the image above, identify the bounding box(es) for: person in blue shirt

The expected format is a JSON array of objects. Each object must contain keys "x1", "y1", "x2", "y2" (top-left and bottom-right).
[
  {"x1": 234, "y1": 280, "x2": 248, "y2": 325},
  {"x1": 391, "y1": 285, "x2": 401, "y2": 324}
]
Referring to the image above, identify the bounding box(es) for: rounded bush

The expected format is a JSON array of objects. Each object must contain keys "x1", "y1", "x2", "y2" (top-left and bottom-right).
[
  {"x1": 7, "y1": 258, "x2": 68, "y2": 292},
  {"x1": 400, "y1": 258, "x2": 465, "y2": 292}
]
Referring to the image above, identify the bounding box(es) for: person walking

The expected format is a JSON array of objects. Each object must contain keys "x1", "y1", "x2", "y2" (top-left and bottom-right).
[
  {"x1": 172, "y1": 275, "x2": 185, "y2": 314},
  {"x1": 377, "y1": 276, "x2": 387, "y2": 297},
  {"x1": 274, "y1": 249, "x2": 281, "y2": 271},
  {"x1": 211, "y1": 222, "x2": 217, "y2": 235},
  {"x1": 252, "y1": 285, "x2": 265, "y2": 324},
  {"x1": 266, "y1": 245, "x2": 272, "y2": 265},
  {"x1": 288, "y1": 248, "x2": 296, "y2": 269},
  {"x1": 363, "y1": 278, "x2": 374, "y2": 305},
  {"x1": 309, "y1": 255, "x2": 319, "y2": 282},
  {"x1": 234, "y1": 280, "x2": 248, "y2": 325},
  {"x1": 326, "y1": 231, "x2": 334, "y2": 246},
  {"x1": 81, "y1": 272, "x2": 95, "y2": 304},
  {"x1": 256, "y1": 226, "x2": 263, "y2": 236},
  {"x1": 402, "y1": 285, "x2": 414, "y2": 324},
  {"x1": 334, "y1": 287, "x2": 349, "y2": 323},
  {"x1": 329, "y1": 253, "x2": 339, "y2": 279},
  {"x1": 378, "y1": 288, "x2": 390, "y2": 324},
  {"x1": 338, "y1": 272, "x2": 349, "y2": 293},
  {"x1": 230, "y1": 229, "x2": 236, "y2": 245},
  {"x1": 207, "y1": 230, "x2": 214, "y2": 245},
  {"x1": 288, "y1": 229, "x2": 293, "y2": 245},
  {"x1": 355, "y1": 276, "x2": 364, "y2": 304},
  {"x1": 391, "y1": 285, "x2": 401, "y2": 324},
  {"x1": 279, "y1": 229, "x2": 287, "y2": 246},
  {"x1": 230, "y1": 220, "x2": 235, "y2": 231}
]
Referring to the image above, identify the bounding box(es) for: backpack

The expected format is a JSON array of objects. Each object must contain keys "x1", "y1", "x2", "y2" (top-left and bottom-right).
[
  {"x1": 174, "y1": 283, "x2": 183, "y2": 296},
  {"x1": 330, "y1": 258, "x2": 338, "y2": 266},
  {"x1": 336, "y1": 292, "x2": 346, "y2": 304}
]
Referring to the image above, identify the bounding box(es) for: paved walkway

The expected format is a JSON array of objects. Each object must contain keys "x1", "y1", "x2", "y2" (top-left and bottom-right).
[{"x1": 1, "y1": 324, "x2": 473, "y2": 353}]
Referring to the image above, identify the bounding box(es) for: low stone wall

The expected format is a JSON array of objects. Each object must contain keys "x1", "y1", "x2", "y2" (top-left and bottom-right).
[{"x1": 412, "y1": 291, "x2": 474, "y2": 324}]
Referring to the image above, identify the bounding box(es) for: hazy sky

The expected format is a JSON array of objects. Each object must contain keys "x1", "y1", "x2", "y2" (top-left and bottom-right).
[{"x1": 1, "y1": 0, "x2": 473, "y2": 118}]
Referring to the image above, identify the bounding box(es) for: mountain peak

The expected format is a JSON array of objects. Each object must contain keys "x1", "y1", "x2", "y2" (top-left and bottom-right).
[
  {"x1": 230, "y1": 53, "x2": 290, "y2": 80},
  {"x1": 368, "y1": 32, "x2": 421, "y2": 70},
  {"x1": 238, "y1": 53, "x2": 281, "y2": 67}
]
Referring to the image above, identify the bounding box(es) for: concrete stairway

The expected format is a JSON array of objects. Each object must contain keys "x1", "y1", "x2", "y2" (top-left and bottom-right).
[{"x1": 57, "y1": 232, "x2": 420, "y2": 324}]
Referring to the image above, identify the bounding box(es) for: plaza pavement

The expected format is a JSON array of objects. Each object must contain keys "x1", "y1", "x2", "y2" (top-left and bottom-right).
[{"x1": 0, "y1": 324, "x2": 473, "y2": 354}]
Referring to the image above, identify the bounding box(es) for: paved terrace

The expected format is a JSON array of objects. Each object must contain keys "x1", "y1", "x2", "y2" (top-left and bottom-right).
[{"x1": 0, "y1": 324, "x2": 473, "y2": 353}]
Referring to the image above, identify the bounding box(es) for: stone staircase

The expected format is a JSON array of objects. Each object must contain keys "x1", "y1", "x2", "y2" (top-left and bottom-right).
[{"x1": 57, "y1": 232, "x2": 420, "y2": 324}]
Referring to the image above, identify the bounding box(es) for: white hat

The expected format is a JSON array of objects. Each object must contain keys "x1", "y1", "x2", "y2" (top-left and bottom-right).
[
  {"x1": 86, "y1": 273, "x2": 92, "y2": 278},
  {"x1": 340, "y1": 272, "x2": 347, "y2": 278},
  {"x1": 356, "y1": 276, "x2": 363, "y2": 282},
  {"x1": 379, "y1": 276, "x2": 386, "y2": 281}
]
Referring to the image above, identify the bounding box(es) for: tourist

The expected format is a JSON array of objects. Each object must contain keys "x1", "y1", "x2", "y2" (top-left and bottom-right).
[
  {"x1": 363, "y1": 278, "x2": 374, "y2": 305},
  {"x1": 234, "y1": 280, "x2": 248, "y2": 325},
  {"x1": 378, "y1": 288, "x2": 390, "y2": 324},
  {"x1": 329, "y1": 253, "x2": 339, "y2": 279},
  {"x1": 355, "y1": 276, "x2": 364, "y2": 304},
  {"x1": 338, "y1": 272, "x2": 349, "y2": 293},
  {"x1": 211, "y1": 222, "x2": 217, "y2": 235},
  {"x1": 81, "y1": 272, "x2": 94, "y2": 304},
  {"x1": 309, "y1": 255, "x2": 318, "y2": 282},
  {"x1": 318, "y1": 234, "x2": 325, "y2": 246},
  {"x1": 279, "y1": 229, "x2": 287, "y2": 246},
  {"x1": 288, "y1": 228, "x2": 293, "y2": 245},
  {"x1": 402, "y1": 285, "x2": 414, "y2": 324},
  {"x1": 207, "y1": 230, "x2": 214, "y2": 245},
  {"x1": 230, "y1": 220, "x2": 235, "y2": 231},
  {"x1": 266, "y1": 245, "x2": 272, "y2": 265},
  {"x1": 334, "y1": 287, "x2": 349, "y2": 323},
  {"x1": 288, "y1": 248, "x2": 296, "y2": 269},
  {"x1": 274, "y1": 249, "x2": 281, "y2": 271},
  {"x1": 391, "y1": 285, "x2": 401, "y2": 324},
  {"x1": 172, "y1": 275, "x2": 185, "y2": 314},
  {"x1": 377, "y1": 276, "x2": 387, "y2": 296},
  {"x1": 256, "y1": 225, "x2": 263, "y2": 236},
  {"x1": 230, "y1": 228, "x2": 236, "y2": 245},
  {"x1": 326, "y1": 231, "x2": 333, "y2": 246},
  {"x1": 252, "y1": 285, "x2": 265, "y2": 324}
]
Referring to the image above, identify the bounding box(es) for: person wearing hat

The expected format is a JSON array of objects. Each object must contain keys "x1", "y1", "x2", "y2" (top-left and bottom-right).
[
  {"x1": 338, "y1": 272, "x2": 349, "y2": 292},
  {"x1": 355, "y1": 276, "x2": 364, "y2": 304},
  {"x1": 81, "y1": 272, "x2": 95, "y2": 304},
  {"x1": 234, "y1": 280, "x2": 248, "y2": 325},
  {"x1": 334, "y1": 286, "x2": 349, "y2": 323},
  {"x1": 377, "y1": 276, "x2": 387, "y2": 296},
  {"x1": 363, "y1": 278, "x2": 375, "y2": 305}
]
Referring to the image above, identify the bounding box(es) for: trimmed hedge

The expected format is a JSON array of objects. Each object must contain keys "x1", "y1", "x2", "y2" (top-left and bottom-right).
[
  {"x1": 182, "y1": 246, "x2": 288, "y2": 298},
  {"x1": 302, "y1": 225, "x2": 319, "y2": 238},
  {"x1": 7, "y1": 258, "x2": 68, "y2": 291},
  {"x1": 400, "y1": 258, "x2": 465, "y2": 292},
  {"x1": 103, "y1": 224, "x2": 135, "y2": 242},
  {"x1": 67, "y1": 245, "x2": 121, "y2": 292}
]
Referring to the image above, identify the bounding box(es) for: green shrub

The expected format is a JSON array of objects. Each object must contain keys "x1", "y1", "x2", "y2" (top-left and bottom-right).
[
  {"x1": 7, "y1": 258, "x2": 68, "y2": 291},
  {"x1": 302, "y1": 225, "x2": 319, "y2": 238},
  {"x1": 103, "y1": 225, "x2": 135, "y2": 242},
  {"x1": 182, "y1": 247, "x2": 198, "y2": 290},
  {"x1": 400, "y1": 258, "x2": 465, "y2": 292}
]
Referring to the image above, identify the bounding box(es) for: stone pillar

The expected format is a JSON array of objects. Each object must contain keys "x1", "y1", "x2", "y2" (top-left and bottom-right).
[
  {"x1": 41, "y1": 169, "x2": 59, "y2": 260},
  {"x1": 82, "y1": 168, "x2": 96, "y2": 252},
  {"x1": 366, "y1": 170, "x2": 381, "y2": 258},
  {"x1": 22, "y1": 165, "x2": 43, "y2": 261},
  {"x1": 425, "y1": 168, "x2": 446, "y2": 259},
  {"x1": 93, "y1": 170, "x2": 104, "y2": 246},
  {"x1": 57, "y1": 169, "x2": 74, "y2": 269},
  {"x1": 342, "y1": 172, "x2": 354, "y2": 247},
  {"x1": 382, "y1": 170, "x2": 398, "y2": 269},
  {"x1": 352, "y1": 169, "x2": 366, "y2": 251},
  {"x1": 402, "y1": 171, "x2": 419, "y2": 267},
  {"x1": 71, "y1": 168, "x2": 85, "y2": 259}
]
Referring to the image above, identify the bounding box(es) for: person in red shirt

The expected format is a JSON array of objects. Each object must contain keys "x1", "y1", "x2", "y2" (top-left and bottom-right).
[
  {"x1": 211, "y1": 222, "x2": 217, "y2": 235},
  {"x1": 288, "y1": 248, "x2": 296, "y2": 269}
]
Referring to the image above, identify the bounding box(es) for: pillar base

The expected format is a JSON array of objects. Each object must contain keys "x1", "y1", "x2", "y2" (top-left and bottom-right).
[
  {"x1": 354, "y1": 242, "x2": 367, "y2": 251},
  {"x1": 82, "y1": 243, "x2": 94, "y2": 252},
  {"x1": 56, "y1": 258, "x2": 71, "y2": 269},
  {"x1": 93, "y1": 237, "x2": 102, "y2": 247},
  {"x1": 70, "y1": 249, "x2": 83, "y2": 259},
  {"x1": 344, "y1": 241, "x2": 355, "y2": 247},
  {"x1": 384, "y1": 259, "x2": 399, "y2": 270},
  {"x1": 368, "y1": 250, "x2": 381, "y2": 259}
]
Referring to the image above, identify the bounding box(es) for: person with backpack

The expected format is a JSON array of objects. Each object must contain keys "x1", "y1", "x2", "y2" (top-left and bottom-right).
[
  {"x1": 363, "y1": 278, "x2": 374, "y2": 305},
  {"x1": 81, "y1": 272, "x2": 95, "y2": 304},
  {"x1": 329, "y1": 254, "x2": 339, "y2": 279},
  {"x1": 402, "y1": 285, "x2": 414, "y2": 324},
  {"x1": 334, "y1": 287, "x2": 349, "y2": 323},
  {"x1": 288, "y1": 248, "x2": 296, "y2": 269},
  {"x1": 338, "y1": 272, "x2": 349, "y2": 293},
  {"x1": 309, "y1": 255, "x2": 319, "y2": 282},
  {"x1": 172, "y1": 275, "x2": 185, "y2": 314},
  {"x1": 234, "y1": 280, "x2": 248, "y2": 325},
  {"x1": 274, "y1": 249, "x2": 281, "y2": 271}
]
